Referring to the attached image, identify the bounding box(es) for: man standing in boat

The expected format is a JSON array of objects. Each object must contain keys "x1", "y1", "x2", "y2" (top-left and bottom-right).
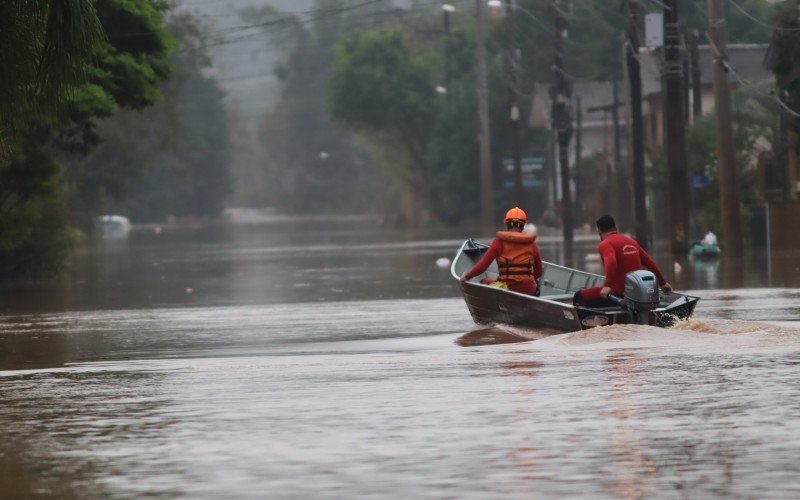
[
  {"x1": 459, "y1": 207, "x2": 543, "y2": 296},
  {"x1": 574, "y1": 215, "x2": 672, "y2": 307}
]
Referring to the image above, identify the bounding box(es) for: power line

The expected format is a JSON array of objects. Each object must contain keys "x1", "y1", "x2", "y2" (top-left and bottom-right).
[
  {"x1": 551, "y1": 64, "x2": 599, "y2": 82},
  {"x1": 726, "y1": 0, "x2": 800, "y2": 32},
  {"x1": 642, "y1": 0, "x2": 671, "y2": 12},
  {"x1": 202, "y1": 0, "x2": 388, "y2": 36},
  {"x1": 175, "y1": 0, "x2": 471, "y2": 54},
  {"x1": 705, "y1": 30, "x2": 800, "y2": 118}
]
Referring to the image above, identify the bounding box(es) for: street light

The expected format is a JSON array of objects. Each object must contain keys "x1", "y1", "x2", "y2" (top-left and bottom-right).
[
  {"x1": 487, "y1": 0, "x2": 504, "y2": 18},
  {"x1": 441, "y1": 4, "x2": 455, "y2": 35}
]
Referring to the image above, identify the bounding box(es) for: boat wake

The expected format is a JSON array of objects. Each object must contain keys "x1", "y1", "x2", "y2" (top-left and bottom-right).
[
  {"x1": 529, "y1": 318, "x2": 800, "y2": 353},
  {"x1": 456, "y1": 318, "x2": 800, "y2": 352},
  {"x1": 455, "y1": 325, "x2": 562, "y2": 346}
]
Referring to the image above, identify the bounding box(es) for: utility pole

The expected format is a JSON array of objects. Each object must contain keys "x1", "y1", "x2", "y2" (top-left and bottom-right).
[
  {"x1": 505, "y1": 0, "x2": 524, "y2": 206},
  {"x1": 551, "y1": 0, "x2": 573, "y2": 267},
  {"x1": 475, "y1": 0, "x2": 494, "y2": 234},
  {"x1": 511, "y1": 98, "x2": 524, "y2": 206},
  {"x1": 443, "y1": 4, "x2": 455, "y2": 85},
  {"x1": 707, "y1": 0, "x2": 743, "y2": 258},
  {"x1": 682, "y1": 32, "x2": 691, "y2": 125},
  {"x1": 611, "y1": 78, "x2": 629, "y2": 226},
  {"x1": 575, "y1": 95, "x2": 583, "y2": 225},
  {"x1": 612, "y1": 80, "x2": 622, "y2": 182},
  {"x1": 664, "y1": 0, "x2": 690, "y2": 253},
  {"x1": 689, "y1": 29, "x2": 702, "y2": 119},
  {"x1": 624, "y1": 0, "x2": 649, "y2": 247},
  {"x1": 443, "y1": 4, "x2": 453, "y2": 35}
]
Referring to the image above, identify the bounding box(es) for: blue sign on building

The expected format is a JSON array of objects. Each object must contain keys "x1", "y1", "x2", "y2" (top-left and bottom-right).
[
  {"x1": 691, "y1": 174, "x2": 710, "y2": 189},
  {"x1": 503, "y1": 157, "x2": 547, "y2": 189}
]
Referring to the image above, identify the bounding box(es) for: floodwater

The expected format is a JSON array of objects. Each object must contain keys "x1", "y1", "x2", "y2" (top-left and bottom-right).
[{"x1": 2, "y1": 217, "x2": 800, "y2": 498}]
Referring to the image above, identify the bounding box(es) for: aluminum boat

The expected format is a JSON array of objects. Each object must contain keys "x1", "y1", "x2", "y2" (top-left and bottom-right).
[{"x1": 452, "y1": 238, "x2": 699, "y2": 331}]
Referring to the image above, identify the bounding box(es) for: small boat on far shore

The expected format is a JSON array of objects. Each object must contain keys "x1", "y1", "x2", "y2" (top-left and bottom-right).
[
  {"x1": 452, "y1": 239, "x2": 699, "y2": 332},
  {"x1": 95, "y1": 215, "x2": 131, "y2": 239},
  {"x1": 690, "y1": 242, "x2": 721, "y2": 258}
]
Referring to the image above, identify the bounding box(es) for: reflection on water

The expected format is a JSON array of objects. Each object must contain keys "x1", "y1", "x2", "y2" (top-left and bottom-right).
[
  {"x1": 0, "y1": 221, "x2": 796, "y2": 315},
  {"x1": 2, "y1": 220, "x2": 800, "y2": 497},
  {"x1": 456, "y1": 325, "x2": 558, "y2": 346}
]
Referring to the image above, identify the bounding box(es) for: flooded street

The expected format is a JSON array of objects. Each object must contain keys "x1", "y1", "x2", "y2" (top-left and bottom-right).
[{"x1": 3, "y1": 219, "x2": 800, "y2": 498}]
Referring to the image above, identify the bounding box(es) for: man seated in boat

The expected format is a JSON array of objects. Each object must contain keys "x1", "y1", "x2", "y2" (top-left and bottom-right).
[
  {"x1": 459, "y1": 207, "x2": 543, "y2": 296},
  {"x1": 574, "y1": 215, "x2": 672, "y2": 307},
  {"x1": 701, "y1": 229, "x2": 718, "y2": 246}
]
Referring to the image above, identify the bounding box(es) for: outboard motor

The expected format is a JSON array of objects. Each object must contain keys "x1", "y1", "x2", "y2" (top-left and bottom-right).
[{"x1": 622, "y1": 270, "x2": 660, "y2": 324}]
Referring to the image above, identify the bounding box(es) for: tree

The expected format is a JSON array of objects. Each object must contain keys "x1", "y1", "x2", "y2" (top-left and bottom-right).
[
  {"x1": 650, "y1": 83, "x2": 779, "y2": 241},
  {"x1": 329, "y1": 28, "x2": 440, "y2": 223},
  {"x1": 770, "y1": 0, "x2": 800, "y2": 135},
  {"x1": 247, "y1": 1, "x2": 381, "y2": 215},
  {"x1": 58, "y1": 0, "x2": 176, "y2": 154},
  {"x1": 0, "y1": 0, "x2": 102, "y2": 161},
  {"x1": 73, "y1": 59, "x2": 231, "y2": 222},
  {"x1": 71, "y1": 9, "x2": 230, "y2": 222},
  {"x1": 0, "y1": 0, "x2": 175, "y2": 279}
]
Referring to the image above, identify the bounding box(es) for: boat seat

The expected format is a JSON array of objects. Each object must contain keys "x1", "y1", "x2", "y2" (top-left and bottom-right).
[{"x1": 540, "y1": 293, "x2": 574, "y2": 303}]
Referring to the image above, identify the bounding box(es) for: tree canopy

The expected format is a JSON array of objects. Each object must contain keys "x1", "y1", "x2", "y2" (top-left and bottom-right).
[
  {"x1": 0, "y1": 0, "x2": 179, "y2": 279},
  {"x1": 0, "y1": 0, "x2": 102, "y2": 159}
]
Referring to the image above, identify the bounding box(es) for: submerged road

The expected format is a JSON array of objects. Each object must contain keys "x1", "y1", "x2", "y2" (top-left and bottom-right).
[{"x1": 1, "y1": 220, "x2": 800, "y2": 498}]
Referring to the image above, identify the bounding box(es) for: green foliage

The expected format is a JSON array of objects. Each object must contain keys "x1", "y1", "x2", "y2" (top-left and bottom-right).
[
  {"x1": 59, "y1": 0, "x2": 176, "y2": 153},
  {"x1": 328, "y1": 27, "x2": 442, "y2": 222},
  {"x1": 495, "y1": 0, "x2": 773, "y2": 87},
  {"x1": 651, "y1": 84, "x2": 779, "y2": 240},
  {"x1": 252, "y1": 1, "x2": 381, "y2": 215},
  {"x1": 771, "y1": 0, "x2": 800, "y2": 134},
  {"x1": 679, "y1": 0, "x2": 773, "y2": 43},
  {"x1": 491, "y1": 0, "x2": 625, "y2": 83},
  {"x1": 427, "y1": 84, "x2": 480, "y2": 224},
  {"x1": 0, "y1": 152, "x2": 77, "y2": 280},
  {"x1": 0, "y1": 0, "x2": 102, "y2": 157},
  {"x1": 0, "y1": 0, "x2": 177, "y2": 280},
  {"x1": 71, "y1": 14, "x2": 230, "y2": 223},
  {"x1": 329, "y1": 28, "x2": 439, "y2": 136}
]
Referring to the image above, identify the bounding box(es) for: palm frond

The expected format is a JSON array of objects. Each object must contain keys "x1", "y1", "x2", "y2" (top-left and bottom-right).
[{"x1": 0, "y1": 0, "x2": 103, "y2": 151}]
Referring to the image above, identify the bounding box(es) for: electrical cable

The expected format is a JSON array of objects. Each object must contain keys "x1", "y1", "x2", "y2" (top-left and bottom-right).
[
  {"x1": 642, "y1": 0, "x2": 671, "y2": 12},
  {"x1": 175, "y1": 0, "x2": 469, "y2": 54},
  {"x1": 726, "y1": 0, "x2": 800, "y2": 33},
  {"x1": 705, "y1": 30, "x2": 800, "y2": 118},
  {"x1": 552, "y1": 64, "x2": 599, "y2": 82}
]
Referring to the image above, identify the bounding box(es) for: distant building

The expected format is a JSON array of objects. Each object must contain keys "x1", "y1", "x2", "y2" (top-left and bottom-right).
[
  {"x1": 636, "y1": 43, "x2": 772, "y2": 149},
  {"x1": 527, "y1": 44, "x2": 777, "y2": 224},
  {"x1": 568, "y1": 43, "x2": 773, "y2": 158}
]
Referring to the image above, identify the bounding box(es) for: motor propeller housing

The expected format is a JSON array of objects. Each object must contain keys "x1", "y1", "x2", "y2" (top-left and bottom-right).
[{"x1": 623, "y1": 270, "x2": 660, "y2": 324}]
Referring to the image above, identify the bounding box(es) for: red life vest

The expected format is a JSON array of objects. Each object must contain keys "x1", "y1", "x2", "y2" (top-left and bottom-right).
[{"x1": 495, "y1": 231, "x2": 536, "y2": 283}]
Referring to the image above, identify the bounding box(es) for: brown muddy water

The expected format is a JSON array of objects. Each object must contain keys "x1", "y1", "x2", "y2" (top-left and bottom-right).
[{"x1": 2, "y1": 219, "x2": 800, "y2": 498}]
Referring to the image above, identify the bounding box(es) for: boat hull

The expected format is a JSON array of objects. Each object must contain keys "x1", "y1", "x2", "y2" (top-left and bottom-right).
[
  {"x1": 460, "y1": 281, "x2": 583, "y2": 331},
  {"x1": 452, "y1": 239, "x2": 699, "y2": 332}
]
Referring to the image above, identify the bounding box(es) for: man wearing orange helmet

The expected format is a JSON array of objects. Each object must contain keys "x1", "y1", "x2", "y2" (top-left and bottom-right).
[{"x1": 460, "y1": 207, "x2": 543, "y2": 296}]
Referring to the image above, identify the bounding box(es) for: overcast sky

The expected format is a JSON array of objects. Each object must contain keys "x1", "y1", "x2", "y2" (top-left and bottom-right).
[{"x1": 180, "y1": 0, "x2": 317, "y2": 122}]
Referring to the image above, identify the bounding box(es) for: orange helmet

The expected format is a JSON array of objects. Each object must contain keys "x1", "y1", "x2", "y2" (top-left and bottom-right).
[{"x1": 504, "y1": 207, "x2": 527, "y2": 223}]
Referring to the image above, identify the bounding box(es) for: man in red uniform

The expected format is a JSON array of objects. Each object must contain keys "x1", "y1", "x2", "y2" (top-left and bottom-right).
[
  {"x1": 459, "y1": 207, "x2": 543, "y2": 296},
  {"x1": 574, "y1": 215, "x2": 673, "y2": 307}
]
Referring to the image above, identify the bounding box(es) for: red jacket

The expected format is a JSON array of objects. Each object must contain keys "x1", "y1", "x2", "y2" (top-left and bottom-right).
[
  {"x1": 464, "y1": 232, "x2": 543, "y2": 284},
  {"x1": 599, "y1": 232, "x2": 666, "y2": 295}
]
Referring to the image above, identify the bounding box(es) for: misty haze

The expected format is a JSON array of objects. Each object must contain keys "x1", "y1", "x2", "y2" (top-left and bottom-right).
[{"x1": 2, "y1": 0, "x2": 800, "y2": 498}]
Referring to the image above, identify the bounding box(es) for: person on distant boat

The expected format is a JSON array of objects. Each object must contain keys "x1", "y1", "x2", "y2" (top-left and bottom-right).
[
  {"x1": 460, "y1": 207, "x2": 543, "y2": 296},
  {"x1": 701, "y1": 229, "x2": 718, "y2": 246},
  {"x1": 574, "y1": 215, "x2": 672, "y2": 307}
]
